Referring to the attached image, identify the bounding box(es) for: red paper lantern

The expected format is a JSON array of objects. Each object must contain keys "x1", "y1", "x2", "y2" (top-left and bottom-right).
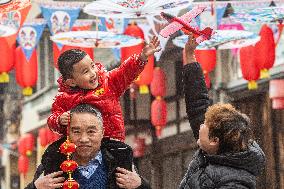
[
  {"x1": 269, "y1": 80, "x2": 284, "y2": 109},
  {"x1": 133, "y1": 137, "x2": 146, "y2": 158},
  {"x1": 123, "y1": 22, "x2": 144, "y2": 39},
  {"x1": 60, "y1": 160, "x2": 78, "y2": 173},
  {"x1": 18, "y1": 155, "x2": 29, "y2": 174},
  {"x1": 150, "y1": 67, "x2": 166, "y2": 97},
  {"x1": 121, "y1": 23, "x2": 154, "y2": 93},
  {"x1": 239, "y1": 45, "x2": 260, "y2": 90},
  {"x1": 15, "y1": 47, "x2": 38, "y2": 96},
  {"x1": 121, "y1": 23, "x2": 144, "y2": 63},
  {"x1": 204, "y1": 73, "x2": 211, "y2": 89},
  {"x1": 25, "y1": 133, "x2": 35, "y2": 156},
  {"x1": 18, "y1": 137, "x2": 27, "y2": 156},
  {"x1": 46, "y1": 128, "x2": 62, "y2": 144},
  {"x1": 194, "y1": 49, "x2": 217, "y2": 75},
  {"x1": 0, "y1": 39, "x2": 15, "y2": 83},
  {"x1": 135, "y1": 55, "x2": 154, "y2": 93},
  {"x1": 63, "y1": 179, "x2": 79, "y2": 189},
  {"x1": 60, "y1": 140, "x2": 77, "y2": 155},
  {"x1": 182, "y1": 49, "x2": 215, "y2": 89},
  {"x1": 151, "y1": 98, "x2": 167, "y2": 137},
  {"x1": 255, "y1": 24, "x2": 275, "y2": 79},
  {"x1": 38, "y1": 128, "x2": 49, "y2": 147}
]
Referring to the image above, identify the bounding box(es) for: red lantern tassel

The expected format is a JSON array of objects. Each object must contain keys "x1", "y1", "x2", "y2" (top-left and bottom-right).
[{"x1": 63, "y1": 179, "x2": 79, "y2": 189}]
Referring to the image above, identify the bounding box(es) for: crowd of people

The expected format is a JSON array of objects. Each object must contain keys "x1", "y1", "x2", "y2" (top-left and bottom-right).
[{"x1": 25, "y1": 34, "x2": 265, "y2": 189}]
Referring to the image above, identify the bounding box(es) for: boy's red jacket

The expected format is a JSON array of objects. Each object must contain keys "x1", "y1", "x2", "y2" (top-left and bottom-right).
[{"x1": 47, "y1": 54, "x2": 147, "y2": 141}]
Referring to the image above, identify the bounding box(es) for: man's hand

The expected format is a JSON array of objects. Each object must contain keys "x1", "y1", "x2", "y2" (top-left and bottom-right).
[
  {"x1": 59, "y1": 111, "x2": 70, "y2": 126},
  {"x1": 184, "y1": 33, "x2": 198, "y2": 65},
  {"x1": 115, "y1": 167, "x2": 141, "y2": 189},
  {"x1": 140, "y1": 36, "x2": 161, "y2": 61},
  {"x1": 34, "y1": 171, "x2": 65, "y2": 189}
]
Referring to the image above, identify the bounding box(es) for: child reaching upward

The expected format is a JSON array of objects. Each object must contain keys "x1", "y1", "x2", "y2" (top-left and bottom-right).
[{"x1": 48, "y1": 36, "x2": 160, "y2": 141}]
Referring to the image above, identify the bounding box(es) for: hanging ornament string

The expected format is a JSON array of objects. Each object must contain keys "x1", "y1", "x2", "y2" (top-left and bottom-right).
[{"x1": 60, "y1": 112, "x2": 79, "y2": 189}]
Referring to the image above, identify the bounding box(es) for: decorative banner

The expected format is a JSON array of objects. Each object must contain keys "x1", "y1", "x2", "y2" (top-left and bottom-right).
[
  {"x1": 50, "y1": 31, "x2": 143, "y2": 48},
  {"x1": 0, "y1": 24, "x2": 16, "y2": 37},
  {"x1": 0, "y1": 0, "x2": 31, "y2": 83},
  {"x1": 38, "y1": 0, "x2": 84, "y2": 51},
  {"x1": 83, "y1": 0, "x2": 193, "y2": 18},
  {"x1": 173, "y1": 30, "x2": 260, "y2": 50},
  {"x1": 99, "y1": 17, "x2": 129, "y2": 62},
  {"x1": 197, "y1": 4, "x2": 226, "y2": 30},
  {"x1": 17, "y1": 19, "x2": 46, "y2": 61},
  {"x1": 0, "y1": 0, "x2": 32, "y2": 46},
  {"x1": 40, "y1": 6, "x2": 81, "y2": 36}
]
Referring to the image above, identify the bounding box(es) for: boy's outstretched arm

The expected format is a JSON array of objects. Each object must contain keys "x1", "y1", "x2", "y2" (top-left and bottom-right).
[{"x1": 108, "y1": 36, "x2": 161, "y2": 98}]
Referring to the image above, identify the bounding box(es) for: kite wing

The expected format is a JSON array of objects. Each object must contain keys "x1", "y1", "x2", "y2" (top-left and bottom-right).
[{"x1": 159, "y1": 6, "x2": 206, "y2": 38}]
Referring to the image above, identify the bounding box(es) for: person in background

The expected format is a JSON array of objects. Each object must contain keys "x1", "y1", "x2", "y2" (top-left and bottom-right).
[
  {"x1": 179, "y1": 34, "x2": 266, "y2": 189},
  {"x1": 26, "y1": 104, "x2": 151, "y2": 189}
]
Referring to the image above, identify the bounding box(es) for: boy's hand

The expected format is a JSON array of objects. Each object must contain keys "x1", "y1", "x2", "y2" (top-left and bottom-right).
[
  {"x1": 140, "y1": 36, "x2": 161, "y2": 61},
  {"x1": 59, "y1": 111, "x2": 70, "y2": 126},
  {"x1": 184, "y1": 33, "x2": 198, "y2": 65}
]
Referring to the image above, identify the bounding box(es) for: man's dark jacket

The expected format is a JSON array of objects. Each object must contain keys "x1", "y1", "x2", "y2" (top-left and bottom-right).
[
  {"x1": 179, "y1": 62, "x2": 266, "y2": 189},
  {"x1": 25, "y1": 137, "x2": 151, "y2": 189}
]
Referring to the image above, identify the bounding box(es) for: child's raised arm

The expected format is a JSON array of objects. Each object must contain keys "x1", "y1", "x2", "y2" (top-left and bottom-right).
[{"x1": 107, "y1": 36, "x2": 161, "y2": 98}]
